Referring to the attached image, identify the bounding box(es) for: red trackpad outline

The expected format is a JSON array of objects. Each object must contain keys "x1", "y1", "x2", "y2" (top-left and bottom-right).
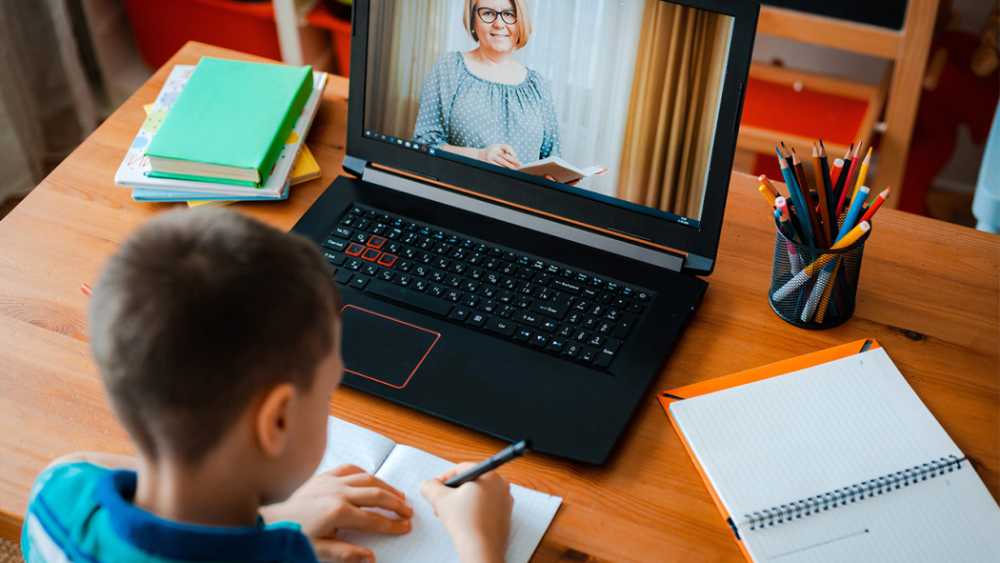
[{"x1": 340, "y1": 304, "x2": 441, "y2": 390}]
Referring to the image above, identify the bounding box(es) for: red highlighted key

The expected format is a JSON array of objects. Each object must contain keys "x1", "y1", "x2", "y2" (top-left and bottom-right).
[
  {"x1": 367, "y1": 235, "x2": 387, "y2": 249},
  {"x1": 377, "y1": 253, "x2": 398, "y2": 268},
  {"x1": 345, "y1": 243, "x2": 365, "y2": 257},
  {"x1": 361, "y1": 248, "x2": 381, "y2": 262}
]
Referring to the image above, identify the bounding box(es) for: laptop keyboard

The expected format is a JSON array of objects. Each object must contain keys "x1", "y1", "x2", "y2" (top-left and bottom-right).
[{"x1": 320, "y1": 204, "x2": 655, "y2": 370}]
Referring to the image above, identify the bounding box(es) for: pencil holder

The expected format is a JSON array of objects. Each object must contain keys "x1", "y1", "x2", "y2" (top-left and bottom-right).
[{"x1": 768, "y1": 223, "x2": 870, "y2": 329}]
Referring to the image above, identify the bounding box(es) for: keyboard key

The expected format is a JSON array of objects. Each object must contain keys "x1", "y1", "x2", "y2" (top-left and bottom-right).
[
  {"x1": 334, "y1": 269, "x2": 353, "y2": 285},
  {"x1": 377, "y1": 253, "x2": 398, "y2": 268},
  {"x1": 486, "y1": 318, "x2": 515, "y2": 337},
  {"x1": 534, "y1": 301, "x2": 567, "y2": 319},
  {"x1": 366, "y1": 279, "x2": 453, "y2": 317},
  {"x1": 362, "y1": 248, "x2": 381, "y2": 262},
  {"x1": 352, "y1": 232, "x2": 369, "y2": 244},
  {"x1": 514, "y1": 327, "x2": 532, "y2": 341},
  {"x1": 362, "y1": 264, "x2": 379, "y2": 277},
  {"x1": 580, "y1": 348, "x2": 597, "y2": 364},
  {"x1": 613, "y1": 317, "x2": 635, "y2": 338},
  {"x1": 516, "y1": 311, "x2": 541, "y2": 327},
  {"x1": 467, "y1": 313, "x2": 487, "y2": 327},
  {"x1": 530, "y1": 334, "x2": 548, "y2": 348},
  {"x1": 379, "y1": 270, "x2": 396, "y2": 282},
  {"x1": 587, "y1": 334, "x2": 606, "y2": 348},
  {"x1": 545, "y1": 338, "x2": 565, "y2": 353},
  {"x1": 429, "y1": 285, "x2": 445, "y2": 298},
  {"x1": 323, "y1": 251, "x2": 346, "y2": 266},
  {"x1": 346, "y1": 258, "x2": 363, "y2": 271},
  {"x1": 445, "y1": 290, "x2": 462, "y2": 303},
  {"x1": 449, "y1": 307, "x2": 470, "y2": 321},
  {"x1": 562, "y1": 343, "x2": 581, "y2": 358},
  {"x1": 367, "y1": 235, "x2": 387, "y2": 249},
  {"x1": 345, "y1": 242, "x2": 365, "y2": 257},
  {"x1": 323, "y1": 238, "x2": 348, "y2": 252},
  {"x1": 541, "y1": 319, "x2": 558, "y2": 333},
  {"x1": 551, "y1": 279, "x2": 582, "y2": 294},
  {"x1": 333, "y1": 227, "x2": 353, "y2": 239},
  {"x1": 350, "y1": 276, "x2": 369, "y2": 290},
  {"x1": 637, "y1": 291, "x2": 651, "y2": 302}
]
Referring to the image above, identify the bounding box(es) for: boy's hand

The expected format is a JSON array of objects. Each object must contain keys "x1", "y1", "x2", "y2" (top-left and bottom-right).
[
  {"x1": 420, "y1": 463, "x2": 513, "y2": 563},
  {"x1": 261, "y1": 464, "x2": 413, "y2": 563}
]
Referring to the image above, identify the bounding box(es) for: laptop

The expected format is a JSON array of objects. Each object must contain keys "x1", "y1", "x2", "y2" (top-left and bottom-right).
[{"x1": 293, "y1": 0, "x2": 758, "y2": 464}]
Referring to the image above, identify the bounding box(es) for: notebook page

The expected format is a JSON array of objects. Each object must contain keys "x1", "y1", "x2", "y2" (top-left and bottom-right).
[
  {"x1": 669, "y1": 348, "x2": 963, "y2": 520},
  {"x1": 741, "y1": 464, "x2": 1000, "y2": 562},
  {"x1": 314, "y1": 417, "x2": 397, "y2": 475},
  {"x1": 339, "y1": 445, "x2": 562, "y2": 563}
]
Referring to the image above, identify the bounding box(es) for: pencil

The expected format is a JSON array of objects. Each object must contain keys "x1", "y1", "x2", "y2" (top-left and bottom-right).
[
  {"x1": 792, "y1": 148, "x2": 823, "y2": 247},
  {"x1": 758, "y1": 174, "x2": 780, "y2": 199},
  {"x1": 817, "y1": 140, "x2": 836, "y2": 231},
  {"x1": 851, "y1": 146, "x2": 873, "y2": 201},
  {"x1": 833, "y1": 146, "x2": 855, "y2": 219},
  {"x1": 859, "y1": 188, "x2": 890, "y2": 224},
  {"x1": 811, "y1": 144, "x2": 832, "y2": 247},
  {"x1": 814, "y1": 260, "x2": 842, "y2": 323},
  {"x1": 777, "y1": 146, "x2": 815, "y2": 247}
]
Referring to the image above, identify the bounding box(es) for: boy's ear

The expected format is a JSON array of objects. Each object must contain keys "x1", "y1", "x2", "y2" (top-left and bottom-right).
[{"x1": 256, "y1": 383, "x2": 297, "y2": 458}]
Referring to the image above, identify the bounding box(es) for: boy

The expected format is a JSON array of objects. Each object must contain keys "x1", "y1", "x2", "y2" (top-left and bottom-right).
[{"x1": 21, "y1": 209, "x2": 514, "y2": 563}]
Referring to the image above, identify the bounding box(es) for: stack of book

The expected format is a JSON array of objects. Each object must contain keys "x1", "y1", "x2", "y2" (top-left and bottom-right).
[{"x1": 115, "y1": 57, "x2": 328, "y2": 205}]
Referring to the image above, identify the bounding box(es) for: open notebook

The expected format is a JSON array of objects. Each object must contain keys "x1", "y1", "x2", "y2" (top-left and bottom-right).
[
  {"x1": 314, "y1": 417, "x2": 561, "y2": 562},
  {"x1": 663, "y1": 345, "x2": 1000, "y2": 563}
]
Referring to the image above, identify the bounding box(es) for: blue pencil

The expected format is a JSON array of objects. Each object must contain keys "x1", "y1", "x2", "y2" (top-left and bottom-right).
[
  {"x1": 836, "y1": 186, "x2": 870, "y2": 242},
  {"x1": 777, "y1": 147, "x2": 815, "y2": 247}
]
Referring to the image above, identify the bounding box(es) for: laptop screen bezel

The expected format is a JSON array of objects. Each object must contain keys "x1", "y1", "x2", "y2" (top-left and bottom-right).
[{"x1": 345, "y1": 0, "x2": 759, "y2": 274}]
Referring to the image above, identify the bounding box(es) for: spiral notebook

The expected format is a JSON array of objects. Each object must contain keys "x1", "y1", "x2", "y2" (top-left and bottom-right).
[{"x1": 660, "y1": 340, "x2": 1000, "y2": 563}]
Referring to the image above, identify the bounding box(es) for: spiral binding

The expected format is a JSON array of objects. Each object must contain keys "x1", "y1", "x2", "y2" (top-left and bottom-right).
[{"x1": 741, "y1": 455, "x2": 965, "y2": 532}]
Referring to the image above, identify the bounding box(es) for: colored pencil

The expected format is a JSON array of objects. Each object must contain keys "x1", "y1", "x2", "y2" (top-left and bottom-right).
[
  {"x1": 777, "y1": 146, "x2": 815, "y2": 247},
  {"x1": 792, "y1": 147, "x2": 823, "y2": 247},
  {"x1": 860, "y1": 188, "x2": 890, "y2": 224},
  {"x1": 757, "y1": 183, "x2": 776, "y2": 208},
  {"x1": 851, "y1": 146, "x2": 873, "y2": 201},
  {"x1": 758, "y1": 174, "x2": 780, "y2": 199},
  {"x1": 833, "y1": 146, "x2": 855, "y2": 219},
  {"x1": 837, "y1": 186, "x2": 870, "y2": 242},
  {"x1": 811, "y1": 144, "x2": 833, "y2": 247},
  {"x1": 817, "y1": 141, "x2": 836, "y2": 231},
  {"x1": 771, "y1": 221, "x2": 870, "y2": 302}
]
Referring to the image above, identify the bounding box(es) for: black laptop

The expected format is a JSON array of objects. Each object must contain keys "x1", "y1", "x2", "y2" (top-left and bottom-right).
[{"x1": 293, "y1": 0, "x2": 758, "y2": 464}]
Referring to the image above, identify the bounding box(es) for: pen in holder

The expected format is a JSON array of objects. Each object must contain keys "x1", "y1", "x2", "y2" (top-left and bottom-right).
[{"x1": 768, "y1": 220, "x2": 870, "y2": 329}]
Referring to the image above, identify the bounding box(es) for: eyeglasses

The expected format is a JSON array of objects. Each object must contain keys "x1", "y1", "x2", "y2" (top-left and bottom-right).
[{"x1": 476, "y1": 7, "x2": 517, "y2": 25}]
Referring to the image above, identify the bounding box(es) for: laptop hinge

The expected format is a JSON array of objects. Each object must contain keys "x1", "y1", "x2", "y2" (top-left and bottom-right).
[
  {"x1": 343, "y1": 155, "x2": 367, "y2": 177},
  {"x1": 359, "y1": 163, "x2": 687, "y2": 274}
]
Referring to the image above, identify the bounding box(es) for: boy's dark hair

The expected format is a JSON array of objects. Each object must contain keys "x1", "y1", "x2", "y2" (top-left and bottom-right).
[{"x1": 89, "y1": 208, "x2": 340, "y2": 464}]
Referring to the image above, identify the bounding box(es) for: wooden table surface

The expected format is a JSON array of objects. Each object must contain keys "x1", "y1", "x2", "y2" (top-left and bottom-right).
[{"x1": 1, "y1": 42, "x2": 997, "y2": 561}]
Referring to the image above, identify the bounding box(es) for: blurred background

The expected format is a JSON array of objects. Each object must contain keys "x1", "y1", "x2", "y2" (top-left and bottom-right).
[{"x1": 0, "y1": 0, "x2": 997, "y2": 231}]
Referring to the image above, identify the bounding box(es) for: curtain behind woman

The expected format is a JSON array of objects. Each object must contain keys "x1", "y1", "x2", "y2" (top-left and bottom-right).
[
  {"x1": 617, "y1": 1, "x2": 732, "y2": 220},
  {"x1": 365, "y1": 0, "x2": 449, "y2": 138}
]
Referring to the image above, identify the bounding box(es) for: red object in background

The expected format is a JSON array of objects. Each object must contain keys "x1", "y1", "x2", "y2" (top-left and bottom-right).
[
  {"x1": 124, "y1": 0, "x2": 353, "y2": 76},
  {"x1": 741, "y1": 78, "x2": 869, "y2": 148},
  {"x1": 124, "y1": 0, "x2": 282, "y2": 69},
  {"x1": 900, "y1": 31, "x2": 999, "y2": 215}
]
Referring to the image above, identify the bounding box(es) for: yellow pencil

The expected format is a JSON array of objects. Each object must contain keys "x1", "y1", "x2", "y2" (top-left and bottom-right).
[
  {"x1": 757, "y1": 184, "x2": 776, "y2": 208},
  {"x1": 758, "y1": 174, "x2": 780, "y2": 199},
  {"x1": 851, "y1": 147, "x2": 873, "y2": 200}
]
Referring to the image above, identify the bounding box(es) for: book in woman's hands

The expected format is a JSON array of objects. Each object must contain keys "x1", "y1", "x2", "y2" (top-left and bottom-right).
[
  {"x1": 517, "y1": 156, "x2": 603, "y2": 183},
  {"x1": 314, "y1": 417, "x2": 562, "y2": 563}
]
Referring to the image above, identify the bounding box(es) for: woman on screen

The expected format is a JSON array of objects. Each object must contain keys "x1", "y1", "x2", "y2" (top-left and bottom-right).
[{"x1": 413, "y1": 0, "x2": 560, "y2": 171}]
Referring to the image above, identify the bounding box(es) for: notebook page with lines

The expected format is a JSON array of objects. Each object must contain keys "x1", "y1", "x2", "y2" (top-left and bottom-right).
[
  {"x1": 669, "y1": 348, "x2": 1000, "y2": 562},
  {"x1": 314, "y1": 417, "x2": 561, "y2": 562}
]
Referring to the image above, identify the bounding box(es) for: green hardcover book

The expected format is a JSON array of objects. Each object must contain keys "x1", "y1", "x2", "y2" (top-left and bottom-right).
[{"x1": 145, "y1": 57, "x2": 313, "y2": 187}]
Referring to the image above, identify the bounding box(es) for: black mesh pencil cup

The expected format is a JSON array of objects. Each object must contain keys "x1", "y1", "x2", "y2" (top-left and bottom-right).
[{"x1": 768, "y1": 222, "x2": 870, "y2": 329}]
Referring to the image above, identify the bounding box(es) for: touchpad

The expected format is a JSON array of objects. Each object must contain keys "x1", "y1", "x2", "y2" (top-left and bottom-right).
[{"x1": 340, "y1": 305, "x2": 441, "y2": 389}]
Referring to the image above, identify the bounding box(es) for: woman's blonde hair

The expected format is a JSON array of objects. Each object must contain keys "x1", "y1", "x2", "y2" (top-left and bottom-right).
[{"x1": 464, "y1": 0, "x2": 533, "y2": 50}]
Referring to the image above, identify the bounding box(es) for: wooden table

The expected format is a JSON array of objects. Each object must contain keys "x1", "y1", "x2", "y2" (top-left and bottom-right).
[{"x1": 1, "y1": 42, "x2": 997, "y2": 562}]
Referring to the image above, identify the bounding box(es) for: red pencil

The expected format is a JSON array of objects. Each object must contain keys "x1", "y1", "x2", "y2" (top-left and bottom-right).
[{"x1": 859, "y1": 188, "x2": 890, "y2": 223}]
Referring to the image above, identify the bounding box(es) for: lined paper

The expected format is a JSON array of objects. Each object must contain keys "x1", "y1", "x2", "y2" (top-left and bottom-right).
[
  {"x1": 317, "y1": 418, "x2": 562, "y2": 562},
  {"x1": 669, "y1": 348, "x2": 1000, "y2": 562}
]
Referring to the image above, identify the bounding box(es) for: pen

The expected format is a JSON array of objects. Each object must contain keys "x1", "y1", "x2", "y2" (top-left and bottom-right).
[{"x1": 445, "y1": 440, "x2": 530, "y2": 488}]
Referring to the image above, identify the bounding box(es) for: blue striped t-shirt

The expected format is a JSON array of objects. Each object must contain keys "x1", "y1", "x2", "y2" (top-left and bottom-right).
[{"x1": 21, "y1": 462, "x2": 318, "y2": 562}]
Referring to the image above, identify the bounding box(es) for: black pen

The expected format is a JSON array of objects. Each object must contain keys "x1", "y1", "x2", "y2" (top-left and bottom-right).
[{"x1": 445, "y1": 440, "x2": 530, "y2": 488}]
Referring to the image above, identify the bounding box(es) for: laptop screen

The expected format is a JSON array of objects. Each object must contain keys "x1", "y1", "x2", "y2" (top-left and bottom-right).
[{"x1": 362, "y1": 0, "x2": 735, "y2": 229}]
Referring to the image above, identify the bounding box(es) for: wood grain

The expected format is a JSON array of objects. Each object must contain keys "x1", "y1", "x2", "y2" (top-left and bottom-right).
[{"x1": 0, "y1": 42, "x2": 996, "y2": 562}]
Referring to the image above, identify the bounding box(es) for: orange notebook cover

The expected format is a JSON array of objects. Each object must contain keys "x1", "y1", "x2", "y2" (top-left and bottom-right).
[{"x1": 658, "y1": 338, "x2": 880, "y2": 562}]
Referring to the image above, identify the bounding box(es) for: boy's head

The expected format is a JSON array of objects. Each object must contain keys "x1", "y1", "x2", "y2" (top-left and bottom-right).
[{"x1": 89, "y1": 208, "x2": 342, "y2": 501}]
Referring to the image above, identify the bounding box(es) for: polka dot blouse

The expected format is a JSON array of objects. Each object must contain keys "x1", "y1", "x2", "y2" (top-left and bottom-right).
[{"x1": 413, "y1": 51, "x2": 561, "y2": 162}]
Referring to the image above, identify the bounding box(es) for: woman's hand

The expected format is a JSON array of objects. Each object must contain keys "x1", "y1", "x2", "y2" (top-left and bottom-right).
[
  {"x1": 479, "y1": 144, "x2": 522, "y2": 169},
  {"x1": 421, "y1": 463, "x2": 513, "y2": 563},
  {"x1": 261, "y1": 464, "x2": 413, "y2": 563}
]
